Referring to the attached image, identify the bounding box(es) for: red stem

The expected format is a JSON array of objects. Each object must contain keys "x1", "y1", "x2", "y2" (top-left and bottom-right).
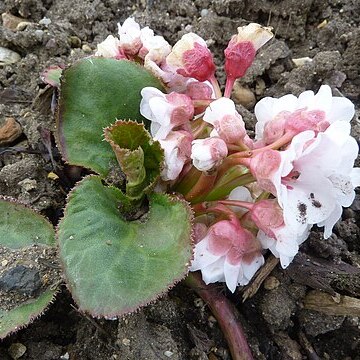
[
  {"x1": 184, "y1": 272, "x2": 254, "y2": 360},
  {"x1": 184, "y1": 171, "x2": 217, "y2": 203},
  {"x1": 224, "y1": 77, "x2": 235, "y2": 98}
]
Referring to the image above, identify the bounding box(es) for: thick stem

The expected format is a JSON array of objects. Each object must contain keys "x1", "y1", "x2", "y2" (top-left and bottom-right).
[
  {"x1": 184, "y1": 272, "x2": 254, "y2": 360},
  {"x1": 184, "y1": 171, "x2": 218, "y2": 203},
  {"x1": 217, "y1": 199, "x2": 254, "y2": 210},
  {"x1": 173, "y1": 165, "x2": 201, "y2": 195}
]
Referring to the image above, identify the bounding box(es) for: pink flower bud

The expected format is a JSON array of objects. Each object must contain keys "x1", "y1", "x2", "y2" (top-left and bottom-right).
[
  {"x1": 285, "y1": 108, "x2": 328, "y2": 133},
  {"x1": 159, "y1": 130, "x2": 193, "y2": 181},
  {"x1": 224, "y1": 23, "x2": 273, "y2": 80},
  {"x1": 250, "y1": 199, "x2": 284, "y2": 238},
  {"x1": 191, "y1": 137, "x2": 228, "y2": 172},
  {"x1": 166, "y1": 33, "x2": 216, "y2": 82},
  {"x1": 203, "y1": 97, "x2": 247, "y2": 144},
  {"x1": 186, "y1": 81, "x2": 214, "y2": 114},
  {"x1": 250, "y1": 149, "x2": 281, "y2": 194}
]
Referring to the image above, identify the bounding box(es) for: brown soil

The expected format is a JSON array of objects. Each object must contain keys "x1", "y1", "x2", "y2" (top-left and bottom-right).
[{"x1": 1, "y1": 0, "x2": 360, "y2": 359}]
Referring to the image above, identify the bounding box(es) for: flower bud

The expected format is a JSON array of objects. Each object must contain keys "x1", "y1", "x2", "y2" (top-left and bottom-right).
[
  {"x1": 159, "y1": 130, "x2": 193, "y2": 181},
  {"x1": 166, "y1": 33, "x2": 216, "y2": 82},
  {"x1": 224, "y1": 23, "x2": 273, "y2": 80},
  {"x1": 191, "y1": 137, "x2": 228, "y2": 172},
  {"x1": 117, "y1": 18, "x2": 142, "y2": 56}
]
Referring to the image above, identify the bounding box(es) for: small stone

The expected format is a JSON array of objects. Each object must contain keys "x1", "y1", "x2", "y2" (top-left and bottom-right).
[
  {"x1": 232, "y1": 83, "x2": 256, "y2": 109},
  {"x1": 82, "y1": 44, "x2": 92, "y2": 53},
  {"x1": 47, "y1": 172, "x2": 59, "y2": 181},
  {"x1": 122, "y1": 338, "x2": 131, "y2": 346},
  {"x1": 18, "y1": 178, "x2": 37, "y2": 192},
  {"x1": 264, "y1": 276, "x2": 280, "y2": 290},
  {"x1": 292, "y1": 57, "x2": 313, "y2": 67},
  {"x1": 200, "y1": 9, "x2": 209, "y2": 17},
  {"x1": 164, "y1": 350, "x2": 174, "y2": 357},
  {"x1": 0, "y1": 47, "x2": 21, "y2": 66},
  {"x1": 1, "y1": 260, "x2": 8, "y2": 267},
  {"x1": 8, "y1": 343, "x2": 27, "y2": 360},
  {"x1": 0, "y1": 265, "x2": 41, "y2": 296},
  {"x1": 1, "y1": 13, "x2": 29, "y2": 31},
  {"x1": 34, "y1": 30, "x2": 44, "y2": 40},
  {"x1": 60, "y1": 353, "x2": 70, "y2": 360},
  {"x1": 69, "y1": 36, "x2": 81, "y2": 48},
  {"x1": 16, "y1": 22, "x2": 33, "y2": 31},
  {"x1": 39, "y1": 17, "x2": 51, "y2": 26},
  {"x1": 0, "y1": 118, "x2": 22, "y2": 145}
]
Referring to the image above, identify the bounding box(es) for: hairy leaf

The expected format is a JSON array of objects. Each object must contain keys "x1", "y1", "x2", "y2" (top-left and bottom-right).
[
  {"x1": 57, "y1": 176, "x2": 193, "y2": 317},
  {"x1": 57, "y1": 58, "x2": 164, "y2": 176}
]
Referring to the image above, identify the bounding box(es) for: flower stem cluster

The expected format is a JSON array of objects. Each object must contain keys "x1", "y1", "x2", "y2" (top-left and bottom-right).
[{"x1": 96, "y1": 18, "x2": 359, "y2": 292}]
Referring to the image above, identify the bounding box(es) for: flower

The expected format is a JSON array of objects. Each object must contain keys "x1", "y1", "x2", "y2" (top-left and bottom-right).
[
  {"x1": 117, "y1": 18, "x2": 142, "y2": 56},
  {"x1": 255, "y1": 85, "x2": 355, "y2": 144},
  {"x1": 269, "y1": 121, "x2": 360, "y2": 239},
  {"x1": 190, "y1": 218, "x2": 264, "y2": 292},
  {"x1": 191, "y1": 137, "x2": 228, "y2": 172},
  {"x1": 166, "y1": 33, "x2": 216, "y2": 82},
  {"x1": 95, "y1": 35, "x2": 126, "y2": 59},
  {"x1": 203, "y1": 97, "x2": 247, "y2": 145},
  {"x1": 140, "y1": 87, "x2": 194, "y2": 140},
  {"x1": 224, "y1": 23, "x2": 273, "y2": 80},
  {"x1": 158, "y1": 130, "x2": 193, "y2": 181}
]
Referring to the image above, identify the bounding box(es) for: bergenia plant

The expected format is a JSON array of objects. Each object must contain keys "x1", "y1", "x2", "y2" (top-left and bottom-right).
[{"x1": 2, "y1": 17, "x2": 359, "y2": 359}]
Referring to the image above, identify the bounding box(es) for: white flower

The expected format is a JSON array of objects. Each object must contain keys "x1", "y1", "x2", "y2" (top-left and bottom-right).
[
  {"x1": 158, "y1": 130, "x2": 192, "y2": 181},
  {"x1": 95, "y1": 35, "x2": 124, "y2": 59},
  {"x1": 140, "y1": 87, "x2": 194, "y2": 140},
  {"x1": 190, "y1": 219, "x2": 264, "y2": 292},
  {"x1": 234, "y1": 23, "x2": 274, "y2": 51},
  {"x1": 203, "y1": 97, "x2": 247, "y2": 144},
  {"x1": 255, "y1": 85, "x2": 355, "y2": 141},
  {"x1": 191, "y1": 137, "x2": 228, "y2": 172},
  {"x1": 272, "y1": 121, "x2": 360, "y2": 239},
  {"x1": 117, "y1": 18, "x2": 142, "y2": 55}
]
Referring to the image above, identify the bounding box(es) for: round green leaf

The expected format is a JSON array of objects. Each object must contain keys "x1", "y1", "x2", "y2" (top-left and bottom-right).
[
  {"x1": 0, "y1": 289, "x2": 55, "y2": 339},
  {"x1": 0, "y1": 198, "x2": 57, "y2": 339},
  {"x1": 57, "y1": 176, "x2": 193, "y2": 317},
  {"x1": 57, "y1": 58, "x2": 164, "y2": 176},
  {"x1": 0, "y1": 198, "x2": 55, "y2": 249}
]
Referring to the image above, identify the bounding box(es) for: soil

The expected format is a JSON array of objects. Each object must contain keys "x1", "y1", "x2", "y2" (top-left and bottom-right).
[{"x1": 0, "y1": 0, "x2": 360, "y2": 359}]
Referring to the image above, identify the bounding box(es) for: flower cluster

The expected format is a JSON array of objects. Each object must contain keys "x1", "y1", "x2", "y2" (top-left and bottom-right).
[{"x1": 96, "y1": 18, "x2": 359, "y2": 292}]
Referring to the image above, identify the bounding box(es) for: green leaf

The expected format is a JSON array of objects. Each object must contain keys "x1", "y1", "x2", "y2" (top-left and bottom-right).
[
  {"x1": 0, "y1": 289, "x2": 55, "y2": 339},
  {"x1": 0, "y1": 198, "x2": 55, "y2": 249},
  {"x1": 0, "y1": 198, "x2": 57, "y2": 339},
  {"x1": 57, "y1": 58, "x2": 164, "y2": 176},
  {"x1": 104, "y1": 120, "x2": 164, "y2": 199},
  {"x1": 57, "y1": 176, "x2": 193, "y2": 317}
]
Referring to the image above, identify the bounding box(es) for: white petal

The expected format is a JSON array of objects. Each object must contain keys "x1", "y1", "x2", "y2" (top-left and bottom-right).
[
  {"x1": 317, "y1": 203, "x2": 343, "y2": 239},
  {"x1": 328, "y1": 96, "x2": 355, "y2": 123},
  {"x1": 351, "y1": 168, "x2": 360, "y2": 188},
  {"x1": 240, "y1": 255, "x2": 264, "y2": 284},
  {"x1": 224, "y1": 261, "x2": 242, "y2": 293},
  {"x1": 201, "y1": 257, "x2": 225, "y2": 284},
  {"x1": 190, "y1": 238, "x2": 220, "y2": 271}
]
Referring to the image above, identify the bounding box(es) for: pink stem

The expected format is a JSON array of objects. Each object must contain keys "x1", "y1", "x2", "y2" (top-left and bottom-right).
[
  {"x1": 224, "y1": 77, "x2": 235, "y2": 98},
  {"x1": 184, "y1": 171, "x2": 218, "y2": 203},
  {"x1": 209, "y1": 74, "x2": 223, "y2": 99},
  {"x1": 184, "y1": 272, "x2": 254, "y2": 360},
  {"x1": 217, "y1": 199, "x2": 254, "y2": 210}
]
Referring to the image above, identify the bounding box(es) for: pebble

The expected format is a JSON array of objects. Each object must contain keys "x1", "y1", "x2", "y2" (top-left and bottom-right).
[
  {"x1": 0, "y1": 117, "x2": 22, "y2": 145},
  {"x1": 8, "y1": 343, "x2": 27, "y2": 360},
  {"x1": 18, "y1": 178, "x2": 37, "y2": 192},
  {"x1": 164, "y1": 350, "x2": 174, "y2": 357},
  {"x1": 1, "y1": 12, "x2": 30, "y2": 31},
  {"x1": 82, "y1": 44, "x2": 92, "y2": 53},
  {"x1": 39, "y1": 17, "x2": 51, "y2": 26},
  {"x1": 60, "y1": 353, "x2": 70, "y2": 360},
  {"x1": 0, "y1": 47, "x2": 21, "y2": 65},
  {"x1": 200, "y1": 9, "x2": 209, "y2": 17},
  {"x1": 16, "y1": 21, "x2": 33, "y2": 31},
  {"x1": 34, "y1": 30, "x2": 44, "y2": 40},
  {"x1": 232, "y1": 82, "x2": 256, "y2": 109},
  {"x1": 264, "y1": 276, "x2": 280, "y2": 290},
  {"x1": 69, "y1": 36, "x2": 81, "y2": 48},
  {"x1": 122, "y1": 338, "x2": 131, "y2": 346}
]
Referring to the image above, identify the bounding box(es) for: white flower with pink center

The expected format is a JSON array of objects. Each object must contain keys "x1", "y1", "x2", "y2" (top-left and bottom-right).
[
  {"x1": 158, "y1": 130, "x2": 193, "y2": 181},
  {"x1": 270, "y1": 121, "x2": 360, "y2": 238},
  {"x1": 190, "y1": 219, "x2": 264, "y2": 292},
  {"x1": 203, "y1": 97, "x2": 248, "y2": 145},
  {"x1": 140, "y1": 87, "x2": 194, "y2": 140},
  {"x1": 255, "y1": 85, "x2": 355, "y2": 144},
  {"x1": 191, "y1": 137, "x2": 228, "y2": 172},
  {"x1": 166, "y1": 33, "x2": 216, "y2": 82}
]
